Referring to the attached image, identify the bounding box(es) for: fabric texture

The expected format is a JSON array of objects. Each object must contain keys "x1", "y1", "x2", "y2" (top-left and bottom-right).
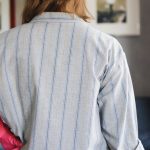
[{"x1": 0, "y1": 12, "x2": 144, "y2": 150}]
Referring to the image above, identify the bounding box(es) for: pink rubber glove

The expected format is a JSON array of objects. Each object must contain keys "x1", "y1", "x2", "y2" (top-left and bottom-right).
[{"x1": 0, "y1": 116, "x2": 23, "y2": 150}]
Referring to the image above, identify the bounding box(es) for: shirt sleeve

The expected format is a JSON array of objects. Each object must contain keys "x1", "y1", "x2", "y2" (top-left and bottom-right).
[{"x1": 97, "y1": 38, "x2": 145, "y2": 150}]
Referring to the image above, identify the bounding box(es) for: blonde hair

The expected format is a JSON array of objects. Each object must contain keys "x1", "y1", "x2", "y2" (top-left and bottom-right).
[{"x1": 22, "y1": 0, "x2": 91, "y2": 24}]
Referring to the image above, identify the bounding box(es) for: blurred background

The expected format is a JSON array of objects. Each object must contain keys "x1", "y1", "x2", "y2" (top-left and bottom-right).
[{"x1": 0, "y1": 0, "x2": 150, "y2": 149}]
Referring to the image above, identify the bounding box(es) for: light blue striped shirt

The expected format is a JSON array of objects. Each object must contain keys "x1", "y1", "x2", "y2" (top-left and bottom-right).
[{"x1": 0, "y1": 12, "x2": 144, "y2": 150}]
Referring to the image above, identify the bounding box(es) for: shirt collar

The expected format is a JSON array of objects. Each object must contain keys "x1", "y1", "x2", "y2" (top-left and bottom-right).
[{"x1": 30, "y1": 12, "x2": 84, "y2": 22}]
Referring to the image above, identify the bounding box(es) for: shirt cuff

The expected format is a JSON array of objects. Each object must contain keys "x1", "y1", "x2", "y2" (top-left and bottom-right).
[{"x1": 135, "y1": 140, "x2": 145, "y2": 150}]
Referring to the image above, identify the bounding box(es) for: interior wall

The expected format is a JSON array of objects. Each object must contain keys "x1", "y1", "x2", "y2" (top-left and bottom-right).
[
  {"x1": 115, "y1": 0, "x2": 150, "y2": 97},
  {"x1": 15, "y1": 0, "x2": 150, "y2": 97}
]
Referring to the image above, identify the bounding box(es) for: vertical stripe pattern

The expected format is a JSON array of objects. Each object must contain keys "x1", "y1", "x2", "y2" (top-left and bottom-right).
[
  {"x1": 16, "y1": 27, "x2": 26, "y2": 125},
  {"x1": 58, "y1": 23, "x2": 76, "y2": 150},
  {"x1": 31, "y1": 22, "x2": 49, "y2": 150},
  {"x1": 73, "y1": 27, "x2": 89, "y2": 150},
  {"x1": 28, "y1": 23, "x2": 35, "y2": 103},
  {"x1": 3, "y1": 31, "x2": 21, "y2": 127},
  {"x1": 45, "y1": 23, "x2": 62, "y2": 150}
]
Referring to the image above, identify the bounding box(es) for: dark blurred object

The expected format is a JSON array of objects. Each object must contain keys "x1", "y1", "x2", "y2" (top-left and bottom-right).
[
  {"x1": 136, "y1": 97, "x2": 150, "y2": 150},
  {"x1": 10, "y1": 0, "x2": 16, "y2": 28}
]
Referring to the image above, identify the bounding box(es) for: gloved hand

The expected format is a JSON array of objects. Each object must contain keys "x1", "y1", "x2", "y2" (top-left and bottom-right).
[{"x1": 0, "y1": 116, "x2": 23, "y2": 150}]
